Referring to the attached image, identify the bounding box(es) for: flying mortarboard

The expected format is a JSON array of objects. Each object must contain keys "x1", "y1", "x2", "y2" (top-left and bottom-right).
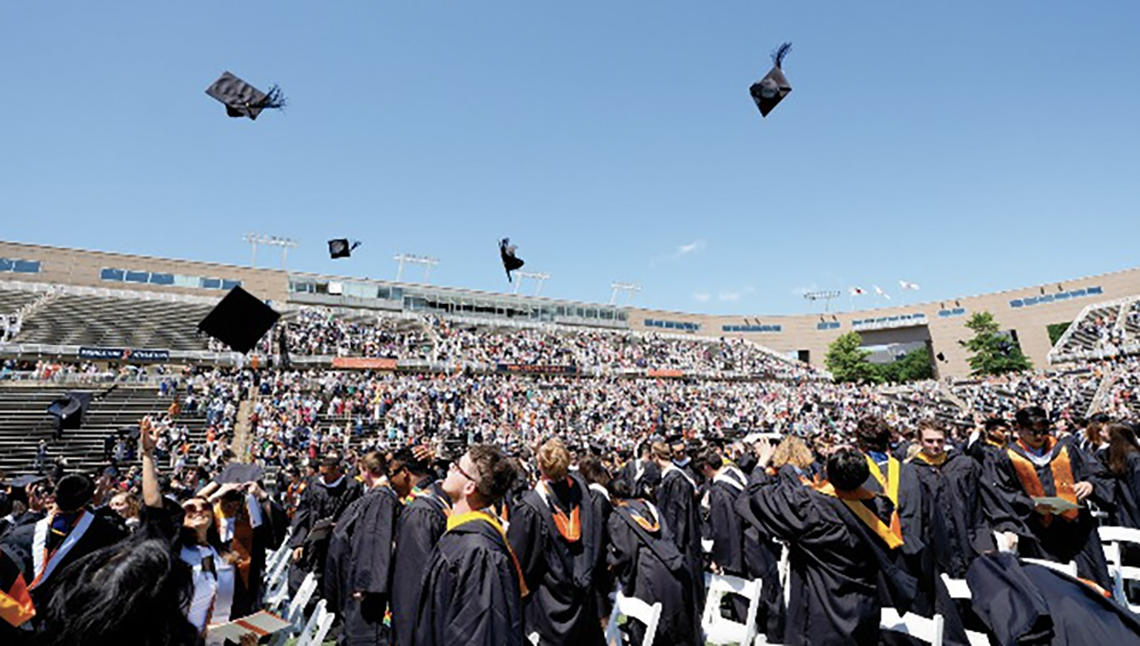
[
  {"x1": 328, "y1": 239, "x2": 362, "y2": 259},
  {"x1": 204, "y1": 71, "x2": 287, "y2": 120},
  {"x1": 198, "y1": 286, "x2": 281, "y2": 354},
  {"x1": 499, "y1": 238, "x2": 525, "y2": 282},
  {"x1": 749, "y1": 42, "x2": 793, "y2": 117},
  {"x1": 47, "y1": 392, "x2": 93, "y2": 431},
  {"x1": 215, "y1": 463, "x2": 265, "y2": 484},
  {"x1": 5, "y1": 475, "x2": 48, "y2": 490}
]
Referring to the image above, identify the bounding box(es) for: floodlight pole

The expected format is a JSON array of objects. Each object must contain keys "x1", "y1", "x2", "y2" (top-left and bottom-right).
[
  {"x1": 393, "y1": 253, "x2": 440, "y2": 283},
  {"x1": 609, "y1": 282, "x2": 642, "y2": 305},
  {"x1": 803, "y1": 289, "x2": 841, "y2": 313},
  {"x1": 244, "y1": 233, "x2": 297, "y2": 269},
  {"x1": 512, "y1": 271, "x2": 551, "y2": 296}
]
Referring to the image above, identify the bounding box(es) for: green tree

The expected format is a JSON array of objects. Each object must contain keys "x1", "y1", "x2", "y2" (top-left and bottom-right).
[
  {"x1": 878, "y1": 346, "x2": 934, "y2": 383},
  {"x1": 960, "y1": 311, "x2": 1033, "y2": 376},
  {"x1": 825, "y1": 331, "x2": 883, "y2": 384},
  {"x1": 1047, "y1": 321, "x2": 1071, "y2": 346}
]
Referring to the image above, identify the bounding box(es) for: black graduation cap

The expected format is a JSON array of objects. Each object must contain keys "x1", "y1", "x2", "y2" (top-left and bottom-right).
[
  {"x1": 47, "y1": 392, "x2": 93, "y2": 431},
  {"x1": 749, "y1": 42, "x2": 793, "y2": 117},
  {"x1": 204, "y1": 71, "x2": 287, "y2": 120},
  {"x1": 328, "y1": 239, "x2": 362, "y2": 259},
  {"x1": 215, "y1": 463, "x2": 264, "y2": 484},
  {"x1": 936, "y1": 352, "x2": 947, "y2": 362},
  {"x1": 197, "y1": 286, "x2": 281, "y2": 354},
  {"x1": 499, "y1": 238, "x2": 525, "y2": 282}
]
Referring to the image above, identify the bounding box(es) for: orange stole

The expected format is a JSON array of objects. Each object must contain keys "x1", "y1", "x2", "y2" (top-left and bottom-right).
[
  {"x1": 1007, "y1": 440, "x2": 1079, "y2": 525},
  {"x1": 813, "y1": 481, "x2": 904, "y2": 550},
  {"x1": 0, "y1": 571, "x2": 35, "y2": 628}
]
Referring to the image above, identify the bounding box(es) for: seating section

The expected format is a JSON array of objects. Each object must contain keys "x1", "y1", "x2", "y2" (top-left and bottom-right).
[
  {"x1": 0, "y1": 385, "x2": 207, "y2": 476},
  {"x1": 951, "y1": 366, "x2": 1102, "y2": 418},
  {"x1": 1049, "y1": 296, "x2": 1140, "y2": 362},
  {"x1": 14, "y1": 292, "x2": 215, "y2": 350},
  {"x1": 0, "y1": 287, "x2": 40, "y2": 315}
]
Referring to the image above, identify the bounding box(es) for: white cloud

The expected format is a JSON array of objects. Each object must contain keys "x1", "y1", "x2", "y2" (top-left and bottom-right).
[
  {"x1": 718, "y1": 286, "x2": 756, "y2": 302},
  {"x1": 692, "y1": 292, "x2": 712, "y2": 303},
  {"x1": 651, "y1": 239, "x2": 707, "y2": 266}
]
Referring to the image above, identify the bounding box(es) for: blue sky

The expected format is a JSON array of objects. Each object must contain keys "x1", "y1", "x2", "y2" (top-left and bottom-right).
[{"x1": 2, "y1": 2, "x2": 1138, "y2": 315}]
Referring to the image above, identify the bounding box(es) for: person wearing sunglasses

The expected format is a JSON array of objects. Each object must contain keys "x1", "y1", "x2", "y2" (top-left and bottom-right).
[
  {"x1": 981, "y1": 406, "x2": 1112, "y2": 588},
  {"x1": 412, "y1": 445, "x2": 525, "y2": 646}
]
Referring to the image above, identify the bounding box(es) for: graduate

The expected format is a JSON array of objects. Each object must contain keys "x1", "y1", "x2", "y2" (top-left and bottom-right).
[
  {"x1": 982, "y1": 406, "x2": 1112, "y2": 588},
  {"x1": 909, "y1": 420, "x2": 994, "y2": 578},
  {"x1": 617, "y1": 441, "x2": 660, "y2": 500},
  {"x1": 324, "y1": 452, "x2": 401, "y2": 646},
  {"x1": 854, "y1": 416, "x2": 928, "y2": 556},
  {"x1": 200, "y1": 474, "x2": 276, "y2": 618},
  {"x1": 508, "y1": 439, "x2": 605, "y2": 646},
  {"x1": 288, "y1": 453, "x2": 363, "y2": 594},
  {"x1": 750, "y1": 448, "x2": 918, "y2": 646},
  {"x1": 607, "y1": 479, "x2": 699, "y2": 646},
  {"x1": 0, "y1": 473, "x2": 127, "y2": 616},
  {"x1": 695, "y1": 448, "x2": 747, "y2": 624},
  {"x1": 575, "y1": 456, "x2": 615, "y2": 624},
  {"x1": 412, "y1": 445, "x2": 524, "y2": 646},
  {"x1": 966, "y1": 417, "x2": 1011, "y2": 467},
  {"x1": 651, "y1": 440, "x2": 704, "y2": 610},
  {"x1": 1103, "y1": 423, "x2": 1140, "y2": 528},
  {"x1": 390, "y1": 448, "x2": 451, "y2": 646}
]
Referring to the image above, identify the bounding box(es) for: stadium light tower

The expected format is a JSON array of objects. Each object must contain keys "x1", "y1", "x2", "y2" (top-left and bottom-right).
[
  {"x1": 243, "y1": 233, "x2": 298, "y2": 269},
  {"x1": 512, "y1": 271, "x2": 550, "y2": 296},
  {"x1": 609, "y1": 282, "x2": 642, "y2": 305},
  {"x1": 803, "y1": 289, "x2": 841, "y2": 312},
  {"x1": 393, "y1": 253, "x2": 440, "y2": 283}
]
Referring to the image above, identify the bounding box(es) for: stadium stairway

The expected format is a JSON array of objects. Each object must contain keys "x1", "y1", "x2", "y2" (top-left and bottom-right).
[{"x1": 0, "y1": 384, "x2": 208, "y2": 477}]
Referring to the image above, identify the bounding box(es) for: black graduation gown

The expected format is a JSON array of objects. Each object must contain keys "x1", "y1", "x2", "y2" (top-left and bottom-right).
[
  {"x1": 981, "y1": 439, "x2": 1111, "y2": 588},
  {"x1": 703, "y1": 475, "x2": 746, "y2": 575},
  {"x1": 391, "y1": 482, "x2": 449, "y2": 646},
  {"x1": 1109, "y1": 452, "x2": 1140, "y2": 529},
  {"x1": 507, "y1": 476, "x2": 604, "y2": 646},
  {"x1": 966, "y1": 552, "x2": 1140, "y2": 645},
  {"x1": 324, "y1": 486, "x2": 401, "y2": 646},
  {"x1": 0, "y1": 509, "x2": 128, "y2": 613},
  {"x1": 749, "y1": 479, "x2": 918, "y2": 646},
  {"x1": 655, "y1": 466, "x2": 703, "y2": 608},
  {"x1": 288, "y1": 476, "x2": 363, "y2": 592},
  {"x1": 412, "y1": 514, "x2": 524, "y2": 646},
  {"x1": 606, "y1": 499, "x2": 699, "y2": 646},
  {"x1": 909, "y1": 452, "x2": 994, "y2": 578},
  {"x1": 618, "y1": 459, "x2": 661, "y2": 501},
  {"x1": 733, "y1": 467, "x2": 795, "y2": 643},
  {"x1": 584, "y1": 483, "x2": 613, "y2": 623}
]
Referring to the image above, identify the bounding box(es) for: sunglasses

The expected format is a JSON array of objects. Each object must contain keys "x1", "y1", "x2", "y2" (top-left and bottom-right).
[{"x1": 182, "y1": 503, "x2": 212, "y2": 516}]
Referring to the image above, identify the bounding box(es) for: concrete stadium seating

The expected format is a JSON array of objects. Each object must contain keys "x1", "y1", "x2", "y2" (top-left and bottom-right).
[
  {"x1": 13, "y1": 292, "x2": 215, "y2": 351},
  {"x1": 0, "y1": 384, "x2": 207, "y2": 476}
]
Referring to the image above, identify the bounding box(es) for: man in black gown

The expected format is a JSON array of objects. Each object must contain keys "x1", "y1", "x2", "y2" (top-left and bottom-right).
[
  {"x1": 390, "y1": 448, "x2": 450, "y2": 646},
  {"x1": 750, "y1": 448, "x2": 917, "y2": 646},
  {"x1": 324, "y1": 451, "x2": 401, "y2": 646},
  {"x1": 508, "y1": 439, "x2": 605, "y2": 645},
  {"x1": 288, "y1": 453, "x2": 362, "y2": 593},
  {"x1": 413, "y1": 445, "x2": 524, "y2": 646}
]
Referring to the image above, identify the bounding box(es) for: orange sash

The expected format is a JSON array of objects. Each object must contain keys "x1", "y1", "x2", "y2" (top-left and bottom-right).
[
  {"x1": 814, "y1": 481, "x2": 904, "y2": 550},
  {"x1": 447, "y1": 511, "x2": 529, "y2": 597},
  {"x1": 614, "y1": 499, "x2": 660, "y2": 532},
  {"x1": 1007, "y1": 439, "x2": 1078, "y2": 525},
  {"x1": 0, "y1": 572, "x2": 34, "y2": 628}
]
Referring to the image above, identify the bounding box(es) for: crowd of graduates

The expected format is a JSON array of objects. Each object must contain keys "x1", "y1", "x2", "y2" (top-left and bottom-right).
[{"x1": 1, "y1": 380, "x2": 1140, "y2": 644}]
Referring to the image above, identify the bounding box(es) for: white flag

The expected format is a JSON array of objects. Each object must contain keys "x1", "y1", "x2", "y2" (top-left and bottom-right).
[
  {"x1": 849, "y1": 286, "x2": 866, "y2": 296},
  {"x1": 873, "y1": 285, "x2": 891, "y2": 300},
  {"x1": 899, "y1": 280, "x2": 920, "y2": 291}
]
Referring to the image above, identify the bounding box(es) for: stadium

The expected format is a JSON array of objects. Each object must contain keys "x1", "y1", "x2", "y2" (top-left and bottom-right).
[{"x1": 6, "y1": 4, "x2": 1140, "y2": 645}]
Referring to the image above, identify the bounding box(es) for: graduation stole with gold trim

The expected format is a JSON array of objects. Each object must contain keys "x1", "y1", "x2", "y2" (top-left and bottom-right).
[
  {"x1": 613, "y1": 499, "x2": 660, "y2": 532},
  {"x1": 863, "y1": 455, "x2": 905, "y2": 544},
  {"x1": 446, "y1": 510, "x2": 529, "y2": 597},
  {"x1": 912, "y1": 452, "x2": 948, "y2": 467},
  {"x1": 813, "y1": 482, "x2": 904, "y2": 550},
  {"x1": 1007, "y1": 438, "x2": 1079, "y2": 525},
  {"x1": 539, "y1": 479, "x2": 581, "y2": 543}
]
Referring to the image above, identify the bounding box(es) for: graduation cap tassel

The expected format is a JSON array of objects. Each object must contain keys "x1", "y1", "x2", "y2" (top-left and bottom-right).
[
  {"x1": 349, "y1": 241, "x2": 362, "y2": 252},
  {"x1": 772, "y1": 42, "x2": 792, "y2": 68},
  {"x1": 258, "y1": 84, "x2": 288, "y2": 110}
]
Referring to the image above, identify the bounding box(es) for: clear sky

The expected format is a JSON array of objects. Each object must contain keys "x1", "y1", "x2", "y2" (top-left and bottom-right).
[{"x1": 2, "y1": 2, "x2": 1137, "y2": 315}]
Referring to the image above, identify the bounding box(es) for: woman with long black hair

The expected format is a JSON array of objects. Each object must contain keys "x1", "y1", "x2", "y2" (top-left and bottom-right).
[{"x1": 1105, "y1": 422, "x2": 1140, "y2": 529}]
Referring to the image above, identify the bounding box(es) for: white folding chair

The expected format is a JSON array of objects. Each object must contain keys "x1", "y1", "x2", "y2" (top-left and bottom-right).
[
  {"x1": 938, "y1": 573, "x2": 993, "y2": 646},
  {"x1": 700, "y1": 573, "x2": 763, "y2": 645},
  {"x1": 1020, "y1": 558, "x2": 1078, "y2": 577},
  {"x1": 604, "y1": 590, "x2": 663, "y2": 646},
  {"x1": 880, "y1": 608, "x2": 944, "y2": 646},
  {"x1": 1098, "y1": 525, "x2": 1140, "y2": 612},
  {"x1": 295, "y1": 598, "x2": 336, "y2": 646},
  {"x1": 268, "y1": 572, "x2": 318, "y2": 646}
]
